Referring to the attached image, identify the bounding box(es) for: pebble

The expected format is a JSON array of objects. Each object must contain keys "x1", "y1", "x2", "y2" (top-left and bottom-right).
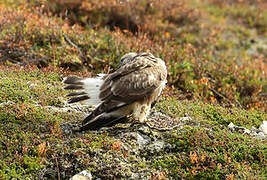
[
  {"x1": 137, "y1": 132, "x2": 151, "y2": 148},
  {"x1": 147, "y1": 141, "x2": 165, "y2": 153},
  {"x1": 180, "y1": 117, "x2": 192, "y2": 121},
  {"x1": 259, "y1": 121, "x2": 267, "y2": 135},
  {"x1": 70, "y1": 170, "x2": 92, "y2": 180},
  {"x1": 228, "y1": 122, "x2": 235, "y2": 129},
  {"x1": 256, "y1": 132, "x2": 265, "y2": 139},
  {"x1": 228, "y1": 122, "x2": 266, "y2": 140},
  {"x1": 244, "y1": 129, "x2": 251, "y2": 134}
]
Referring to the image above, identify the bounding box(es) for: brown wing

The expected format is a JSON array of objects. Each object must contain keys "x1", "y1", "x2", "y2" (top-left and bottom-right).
[{"x1": 99, "y1": 55, "x2": 164, "y2": 103}]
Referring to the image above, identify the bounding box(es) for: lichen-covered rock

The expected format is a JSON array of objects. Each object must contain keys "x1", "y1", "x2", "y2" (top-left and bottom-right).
[
  {"x1": 137, "y1": 132, "x2": 151, "y2": 149},
  {"x1": 146, "y1": 141, "x2": 165, "y2": 153},
  {"x1": 228, "y1": 122, "x2": 266, "y2": 139}
]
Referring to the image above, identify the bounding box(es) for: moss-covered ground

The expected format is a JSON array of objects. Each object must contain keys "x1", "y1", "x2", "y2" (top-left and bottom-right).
[{"x1": 0, "y1": 0, "x2": 266, "y2": 179}]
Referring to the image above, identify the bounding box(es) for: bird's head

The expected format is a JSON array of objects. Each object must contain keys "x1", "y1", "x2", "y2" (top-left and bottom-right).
[{"x1": 119, "y1": 52, "x2": 138, "y2": 68}]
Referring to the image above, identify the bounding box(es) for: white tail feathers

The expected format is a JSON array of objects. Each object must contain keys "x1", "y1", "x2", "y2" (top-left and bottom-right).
[
  {"x1": 81, "y1": 77, "x2": 103, "y2": 106},
  {"x1": 63, "y1": 75, "x2": 104, "y2": 106}
]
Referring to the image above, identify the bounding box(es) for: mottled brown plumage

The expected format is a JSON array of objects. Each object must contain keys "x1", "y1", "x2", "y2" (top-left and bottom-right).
[{"x1": 63, "y1": 52, "x2": 167, "y2": 131}]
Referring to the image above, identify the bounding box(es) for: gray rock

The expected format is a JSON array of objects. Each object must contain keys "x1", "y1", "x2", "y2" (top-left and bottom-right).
[
  {"x1": 228, "y1": 122, "x2": 266, "y2": 139},
  {"x1": 259, "y1": 121, "x2": 267, "y2": 135},
  {"x1": 250, "y1": 131, "x2": 258, "y2": 136},
  {"x1": 147, "y1": 141, "x2": 165, "y2": 153},
  {"x1": 180, "y1": 117, "x2": 192, "y2": 121},
  {"x1": 250, "y1": 126, "x2": 258, "y2": 133},
  {"x1": 243, "y1": 129, "x2": 251, "y2": 134},
  {"x1": 70, "y1": 170, "x2": 92, "y2": 180},
  {"x1": 0, "y1": 101, "x2": 15, "y2": 106},
  {"x1": 138, "y1": 125, "x2": 151, "y2": 134},
  {"x1": 27, "y1": 81, "x2": 37, "y2": 88},
  {"x1": 256, "y1": 132, "x2": 266, "y2": 140},
  {"x1": 46, "y1": 102, "x2": 93, "y2": 114},
  {"x1": 228, "y1": 122, "x2": 236, "y2": 129},
  {"x1": 137, "y1": 132, "x2": 151, "y2": 149}
]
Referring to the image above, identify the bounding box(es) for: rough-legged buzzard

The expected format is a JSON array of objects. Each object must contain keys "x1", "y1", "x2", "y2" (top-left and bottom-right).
[{"x1": 63, "y1": 52, "x2": 167, "y2": 131}]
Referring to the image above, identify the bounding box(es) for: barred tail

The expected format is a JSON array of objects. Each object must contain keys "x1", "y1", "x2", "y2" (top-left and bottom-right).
[{"x1": 62, "y1": 76, "x2": 104, "y2": 106}]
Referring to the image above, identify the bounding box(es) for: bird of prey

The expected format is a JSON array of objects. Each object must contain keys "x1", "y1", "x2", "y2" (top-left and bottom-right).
[{"x1": 63, "y1": 52, "x2": 167, "y2": 131}]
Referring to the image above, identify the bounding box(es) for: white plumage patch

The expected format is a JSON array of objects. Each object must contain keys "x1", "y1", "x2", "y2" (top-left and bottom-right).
[
  {"x1": 80, "y1": 76, "x2": 103, "y2": 106},
  {"x1": 62, "y1": 75, "x2": 104, "y2": 106}
]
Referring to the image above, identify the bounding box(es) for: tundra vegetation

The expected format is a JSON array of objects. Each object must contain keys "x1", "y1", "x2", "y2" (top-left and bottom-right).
[{"x1": 0, "y1": 0, "x2": 266, "y2": 179}]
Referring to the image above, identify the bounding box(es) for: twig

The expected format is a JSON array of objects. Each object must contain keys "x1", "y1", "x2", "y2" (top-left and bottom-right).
[
  {"x1": 145, "y1": 122, "x2": 181, "y2": 132},
  {"x1": 0, "y1": 56, "x2": 25, "y2": 65},
  {"x1": 63, "y1": 34, "x2": 89, "y2": 63},
  {"x1": 259, "y1": 93, "x2": 267, "y2": 97},
  {"x1": 63, "y1": 34, "x2": 98, "y2": 68},
  {"x1": 0, "y1": 56, "x2": 9, "y2": 61},
  {"x1": 54, "y1": 153, "x2": 61, "y2": 180},
  {"x1": 94, "y1": 57, "x2": 105, "y2": 63},
  {"x1": 63, "y1": 34, "x2": 80, "y2": 50},
  {"x1": 0, "y1": 46, "x2": 49, "y2": 67},
  {"x1": 208, "y1": 87, "x2": 242, "y2": 108},
  {"x1": 63, "y1": 34, "x2": 104, "y2": 63}
]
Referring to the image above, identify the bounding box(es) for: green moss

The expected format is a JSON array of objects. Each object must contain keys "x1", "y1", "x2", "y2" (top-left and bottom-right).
[
  {"x1": 0, "y1": 66, "x2": 65, "y2": 106},
  {"x1": 0, "y1": 0, "x2": 266, "y2": 179},
  {"x1": 0, "y1": 66, "x2": 68, "y2": 178},
  {"x1": 152, "y1": 126, "x2": 266, "y2": 179},
  {"x1": 0, "y1": 55, "x2": 265, "y2": 179},
  {"x1": 156, "y1": 97, "x2": 265, "y2": 128}
]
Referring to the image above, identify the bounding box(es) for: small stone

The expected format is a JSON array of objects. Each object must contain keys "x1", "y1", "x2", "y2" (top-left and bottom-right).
[
  {"x1": 236, "y1": 126, "x2": 246, "y2": 130},
  {"x1": 29, "y1": 83, "x2": 37, "y2": 88},
  {"x1": 138, "y1": 125, "x2": 151, "y2": 134},
  {"x1": 61, "y1": 123, "x2": 73, "y2": 134},
  {"x1": 250, "y1": 131, "x2": 258, "y2": 136},
  {"x1": 259, "y1": 121, "x2": 267, "y2": 135},
  {"x1": 0, "y1": 101, "x2": 15, "y2": 106},
  {"x1": 180, "y1": 117, "x2": 192, "y2": 121},
  {"x1": 228, "y1": 122, "x2": 235, "y2": 129},
  {"x1": 243, "y1": 129, "x2": 251, "y2": 134},
  {"x1": 250, "y1": 126, "x2": 258, "y2": 133},
  {"x1": 71, "y1": 174, "x2": 90, "y2": 180},
  {"x1": 147, "y1": 141, "x2": 165, "y2": 153},
  {"x1": 137, "y1": 132, "x2": 151, "y2": 148},
  {"x1": 256, "y1": 132, "x2": 265, "y2": 140},
  {"x1": 70, "y1": 170, "x2": 92, "y2": 180}
]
